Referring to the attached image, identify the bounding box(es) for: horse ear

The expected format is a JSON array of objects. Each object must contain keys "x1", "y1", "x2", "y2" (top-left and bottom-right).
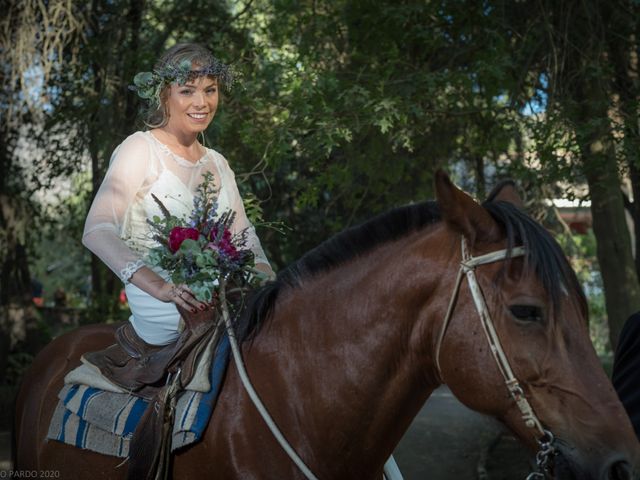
[
  {"x1": 485, "y1": 179, "x2": 524, "y2": 208},
  {"x1": 434, "y1": 170, "x2": 501, "y2": 246}
]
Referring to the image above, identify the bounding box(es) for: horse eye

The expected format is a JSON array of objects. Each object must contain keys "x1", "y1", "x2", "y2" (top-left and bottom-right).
[{"x1": 509, "y1": 305, "x2": 544, "y2": 323}]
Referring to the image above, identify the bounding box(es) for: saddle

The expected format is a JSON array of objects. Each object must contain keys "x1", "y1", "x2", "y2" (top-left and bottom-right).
[
  {"x1": 83, "y1": 313, "x2": 217, "y2": 400},
  {"x1": 82, "y1": 306, "x2": 221, "y2": 480}
]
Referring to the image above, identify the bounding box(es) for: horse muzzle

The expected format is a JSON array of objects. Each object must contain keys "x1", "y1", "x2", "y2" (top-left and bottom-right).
[{"x1": 553, "y1": 445, "x2": 639, "y2": 480}]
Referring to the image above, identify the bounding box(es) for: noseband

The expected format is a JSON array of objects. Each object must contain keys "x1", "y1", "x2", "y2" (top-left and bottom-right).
[{"x1": 435, "y1": 238, "x2": 556, "y2": 479}]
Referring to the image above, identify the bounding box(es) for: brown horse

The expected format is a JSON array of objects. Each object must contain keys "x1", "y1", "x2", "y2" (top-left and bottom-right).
[{"x1": 15, "y1": 172, "x2": 640, "y2": 479}]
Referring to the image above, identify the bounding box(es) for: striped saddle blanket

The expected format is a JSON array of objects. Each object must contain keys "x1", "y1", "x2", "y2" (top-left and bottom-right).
[{"x1": 46, "y1": 334, "x2": 230, "y2": 457}]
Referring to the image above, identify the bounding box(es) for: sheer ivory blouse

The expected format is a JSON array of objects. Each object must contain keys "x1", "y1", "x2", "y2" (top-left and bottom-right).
[{"x1": 82, "y1": 131, "x2": 268, "y2": 283}]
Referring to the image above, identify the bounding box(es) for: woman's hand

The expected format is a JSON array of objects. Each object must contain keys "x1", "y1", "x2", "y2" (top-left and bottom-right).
[
  {"x1": 129, "y1": 268, "x2": 214, "y2": 324},
  {"x1": 158, "y1": 282, "x2": 210, "y2": 313}
]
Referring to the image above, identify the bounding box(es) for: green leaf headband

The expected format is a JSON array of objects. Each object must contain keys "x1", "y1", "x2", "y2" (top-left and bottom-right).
[{"x1": 130, "y1": 58, "x2": 235, "y2": 107}]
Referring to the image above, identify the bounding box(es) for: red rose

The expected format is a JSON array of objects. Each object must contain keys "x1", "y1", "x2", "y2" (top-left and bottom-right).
[{"x1": 168, "y1": 227, "x2": 200, "y2": 253}]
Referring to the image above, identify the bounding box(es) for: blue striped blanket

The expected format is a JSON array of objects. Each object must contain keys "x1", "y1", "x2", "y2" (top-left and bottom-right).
[{"x1": 46, "y1": 334, "x2": 230, "y2": 457}]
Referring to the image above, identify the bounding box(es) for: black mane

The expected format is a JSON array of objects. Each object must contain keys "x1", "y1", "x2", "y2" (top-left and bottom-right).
[
  {"x1": 235, "y1": 201, "x2": 441, "y2": 340},
  {"x1": 482, "y1": 200, "x2": 587, "y2": 314},
  {"x1": 235, "y1": 198, "x2": 586, "y2": 341}
]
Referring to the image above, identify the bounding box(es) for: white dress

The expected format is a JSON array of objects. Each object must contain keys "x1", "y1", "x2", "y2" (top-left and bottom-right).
[{"x1": 82, "y1": 131, "x2": 269, "y2": 345}]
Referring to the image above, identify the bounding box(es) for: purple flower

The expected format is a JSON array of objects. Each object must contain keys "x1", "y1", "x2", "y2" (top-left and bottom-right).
[{"x1": 208, "y1": 227, "x2": 239, "y2": 259}]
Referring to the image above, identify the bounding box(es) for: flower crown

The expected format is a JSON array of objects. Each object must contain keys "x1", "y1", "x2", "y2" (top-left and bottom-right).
[{"x1": 130, "y1": 58, "x2": 235, "y2": 107}]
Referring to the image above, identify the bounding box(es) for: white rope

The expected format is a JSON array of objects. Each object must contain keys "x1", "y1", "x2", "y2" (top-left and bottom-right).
[
  {"x1": 464, "y1": 260, "x2": 545, "y2": 435},
  {"x1": 434, "y1": 245, "x2": 525, "y2": 377},
  {"x1": 435, "y1": 238, "x2": 546, "y2": 437},
  {"x1": 219, "y1": 280, "x2": 320, "y2": 480},
  {"x1": 462, "y1": 245, "x2": 526, "y2": 269},
  {"x1": 221, "y1": 284, "x2": 404, "y2": 480},
  {"x1": 434, "y1": 267, "x2": 465, "y2": 377}
]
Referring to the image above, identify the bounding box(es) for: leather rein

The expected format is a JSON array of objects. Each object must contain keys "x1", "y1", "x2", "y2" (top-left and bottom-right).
[{"x1": 434, "y1": 238, "x2": 556, "y2": 479}]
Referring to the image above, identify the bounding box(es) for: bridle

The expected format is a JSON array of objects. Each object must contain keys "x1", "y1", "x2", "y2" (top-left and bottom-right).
[
  {"x1": 434, "y1": 237, "x2": 556, "y2": 479},
  {"x1": 222, "y1": 237, "x2": 557, "y2": 480}
]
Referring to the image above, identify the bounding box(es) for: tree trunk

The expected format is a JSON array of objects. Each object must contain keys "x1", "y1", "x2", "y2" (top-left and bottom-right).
[
  {"x1": 86, "y1": 0, "x2": 145, "y2": 315},
  {"x1": 629, "y1": 164, "x2": 640, "y2": 278},
  {"x1": 607, "y1": 0, "x2": 640, "y2": 280},
  {"x1": 88, "y1": 119, "x2": 104, "y2": 300},
  {"x1": 539, "y1": 0, "x2": 640, "y2": 349},
  {"x1": 124, "y1": 0, "x2": 144, "y2": 129},
  {"x1": 570, "y1": 78, "x2": 640, "y2": 348},
  {"x1": 0, "y1": 125, "x2": 35, "y2": 381},
  {"x1": 585, "y1": 160, "x2": 640, "y2": 348},
  {"x1": 474, "y1": 154, "x2": 486, "y2": 200}
]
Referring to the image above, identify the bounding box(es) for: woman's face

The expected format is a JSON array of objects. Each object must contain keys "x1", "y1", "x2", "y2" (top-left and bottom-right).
[{"x1": 165, "y1": 75, "x2": 218, "y2": 135}]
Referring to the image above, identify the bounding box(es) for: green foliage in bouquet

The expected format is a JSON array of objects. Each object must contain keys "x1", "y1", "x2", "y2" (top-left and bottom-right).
[{"x1": 146, "y1": 172, "x2": 260, "y2": 302}]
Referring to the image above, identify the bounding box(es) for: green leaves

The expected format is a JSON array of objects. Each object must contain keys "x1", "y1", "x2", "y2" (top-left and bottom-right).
[
  {"x1": 177, "y1": 238, "x2": 201, "y2": 254},
  {"x1": 132, "y1": 71, "x2": 156, "y2": 99},
  {"x1": 19, "y1": 0, "x2": 640, "y2": 337},
  {"x1": 190, "y1": 284, "x2": 213, "y2": 303},
  {"x1": 373, "y1": 99, "x2": 399, "y2": 134}
]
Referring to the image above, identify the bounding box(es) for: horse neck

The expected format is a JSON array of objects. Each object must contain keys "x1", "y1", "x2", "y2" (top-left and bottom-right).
[{"x1": 243, "y1": 224, "x2": 456, "y2": 475}]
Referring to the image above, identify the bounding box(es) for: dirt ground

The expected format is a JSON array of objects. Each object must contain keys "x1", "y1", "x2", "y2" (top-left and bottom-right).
[{"x1": 394, "y1": 387, "x2": 532, "y2": 479}]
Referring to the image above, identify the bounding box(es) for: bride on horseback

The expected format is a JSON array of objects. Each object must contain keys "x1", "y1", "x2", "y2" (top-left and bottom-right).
[{"x1": 82, "y1": 42, "x2": 274, "y2": 347}]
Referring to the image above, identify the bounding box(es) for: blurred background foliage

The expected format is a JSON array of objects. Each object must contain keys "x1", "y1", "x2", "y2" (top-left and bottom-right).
[{"x1": 2, "y1": 0, "x2": 640, "y2": 385}]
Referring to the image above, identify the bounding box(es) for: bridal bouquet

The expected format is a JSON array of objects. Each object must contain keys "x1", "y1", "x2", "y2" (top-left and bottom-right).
[{"x1": 146, "y1": 172, "x2": 258, "y2": 302}]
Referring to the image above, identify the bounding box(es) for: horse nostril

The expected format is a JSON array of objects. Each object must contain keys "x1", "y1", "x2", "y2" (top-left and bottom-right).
[{"x1": 606, "y1": 460, "x2": 633, "y2": 480}]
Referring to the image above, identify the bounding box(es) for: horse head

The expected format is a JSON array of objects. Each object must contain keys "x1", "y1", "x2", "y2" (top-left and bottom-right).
[{"x1": 434, "y1": 170, "x2": 640, "y2": 479}]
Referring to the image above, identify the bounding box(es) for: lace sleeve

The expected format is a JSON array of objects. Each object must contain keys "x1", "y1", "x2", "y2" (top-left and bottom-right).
[
  {"x1": 120, "y1": 259, "x2": 146, "y2": 283},
  {"x1": 216, "y1": 155, "x2": 270, "y2": 267},
  {"x1": 82, "y1": 133, "x2": 152, "y2": 283}
]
